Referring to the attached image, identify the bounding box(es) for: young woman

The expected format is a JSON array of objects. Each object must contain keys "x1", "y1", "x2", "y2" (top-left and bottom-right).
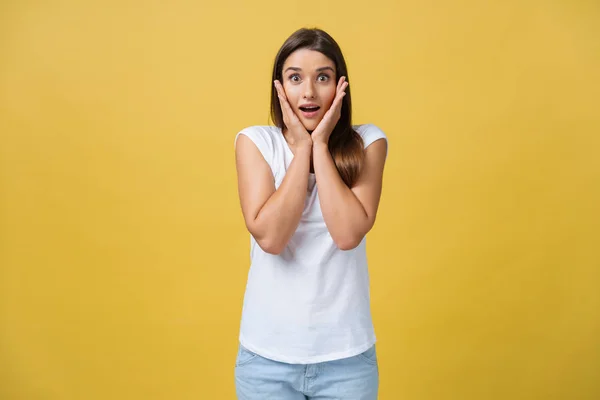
[{"x1": 233, "y1": 27, "x2": 388, "y2": 400}]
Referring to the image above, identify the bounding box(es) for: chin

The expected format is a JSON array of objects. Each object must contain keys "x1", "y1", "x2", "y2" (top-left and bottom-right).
[{"x1": 301, "y1": 120, "x2": 321, "y2": 132}]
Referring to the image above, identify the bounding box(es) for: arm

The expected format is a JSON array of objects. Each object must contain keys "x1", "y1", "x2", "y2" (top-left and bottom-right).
[
  {"x1": 312, "y1": 138, "x2": 388, "y2": 250},
  {"x1": 235, "y1": 134, "x2": 312, "y2": 255}
]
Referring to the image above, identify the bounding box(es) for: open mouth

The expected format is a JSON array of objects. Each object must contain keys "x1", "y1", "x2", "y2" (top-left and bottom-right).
[
  {"x1": 299, "y1": 106, "x2": 320, "y2": 112},
  {"x1": 299, "y1": 105, "x2": 320, "y2": 118}
]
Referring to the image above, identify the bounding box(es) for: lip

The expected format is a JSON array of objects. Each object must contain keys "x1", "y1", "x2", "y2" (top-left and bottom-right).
[{"x1": 299, "y1": 103, "x2": 320, "y2": 119}]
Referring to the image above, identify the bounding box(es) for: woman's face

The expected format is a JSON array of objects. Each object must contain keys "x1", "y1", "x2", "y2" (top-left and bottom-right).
[{"x1": 281, "y1": 49, "x2": 337, "y2": 132}]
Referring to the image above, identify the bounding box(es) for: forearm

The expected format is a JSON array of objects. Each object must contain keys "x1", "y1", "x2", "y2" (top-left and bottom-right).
[
  {"x1": 312, "y1": 142, "x2": 370, "y2": 250},
  {"x1": 253, "y1": 144, "x2": 312, "y2": 254}
]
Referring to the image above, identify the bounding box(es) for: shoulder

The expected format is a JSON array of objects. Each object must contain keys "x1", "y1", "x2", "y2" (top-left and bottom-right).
[
  {"x1": 353, "y1": 124, "x2": 388, "y2": 157},
  {"x1": 234, "y1": 126, "x2": 283, "y2": 170},
  {"x1": 353, "y1": 124, "x2": 387, "y2": 144},
  {"x1": 235, "y1": 125, "x2": 280, "y2": 147},
  {"x1": 234, "y1": 125, "x2": 283, "y2": 155}
]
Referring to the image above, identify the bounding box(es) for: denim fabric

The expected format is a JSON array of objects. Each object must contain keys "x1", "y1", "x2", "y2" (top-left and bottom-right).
[{"x1": 234, "y1": 343, "x2": 378, "y2": 400}]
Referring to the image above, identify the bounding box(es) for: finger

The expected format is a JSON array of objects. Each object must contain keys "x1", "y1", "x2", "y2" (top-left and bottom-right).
[
  {"x1": 338, "y1": 80, "x2": 348, "y2": 96},
  {"x1": 274, "y1": 81, "x2": 292, "y2": 122},
  {"x1": 274, "y1": 81, "x2": 291, "y2": 110},
  {"x1": 337, "y1": 81, "x2": 348, "y2": 103},
  {"x1": 326, "y1": 95, "x2": 343, "y2": 119},
  {"x1": 274, "y1": 80, "x2": 285, "y2": 98},
  {"x1": 337, "y1": 76, "x2": 346, "y2": 92},
  {"x1": 332, "y1": 87, "x2": 347, "y2": 110},
  {"x1": 274, "y1": 81, "x2": 301, "y2": 125},
  {"x1": 283, "y1": 100, "x2": 301, "y2": 124},
  {"x1": 279, "y1": 91, "x2": 295, "y2": 117},
  {"x1": 274, "y1": 80, "x2": 287, "y2": 105}
]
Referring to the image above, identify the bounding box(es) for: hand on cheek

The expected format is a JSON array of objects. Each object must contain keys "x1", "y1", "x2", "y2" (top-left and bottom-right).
[
  {"x1": 311, "y1": 77, "x2": 348, "y2": 145},
  {"x1": 274, "y1": 80, "x2": 312, "y2": 148}
]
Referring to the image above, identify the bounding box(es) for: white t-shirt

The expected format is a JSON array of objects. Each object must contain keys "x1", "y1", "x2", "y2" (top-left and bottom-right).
[{"x1": 234, "y1": 124, "x2": 388, "y2": 364}]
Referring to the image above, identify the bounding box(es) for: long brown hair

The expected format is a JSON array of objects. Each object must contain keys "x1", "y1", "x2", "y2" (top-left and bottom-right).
[{"x1": 270, "y1": 28, "x2": 364, "y2": 188}]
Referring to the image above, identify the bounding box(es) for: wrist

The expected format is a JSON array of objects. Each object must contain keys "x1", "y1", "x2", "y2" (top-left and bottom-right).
[
  {"x1": 312, "y1": 141, "x2": 329, "y2": 152},
  {"x1": 295, "y1": 140, "x2": 313, "y2": 154}
]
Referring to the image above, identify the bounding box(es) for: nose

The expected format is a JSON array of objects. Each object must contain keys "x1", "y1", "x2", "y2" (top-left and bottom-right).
[{"x1": 303, "y1": 81, "x2": 316, "y2": 99}]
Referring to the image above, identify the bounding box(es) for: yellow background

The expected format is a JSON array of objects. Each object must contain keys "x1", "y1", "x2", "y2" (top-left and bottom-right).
[{"x1": 1, "y1": 1, "x2": 599, "y2": 399}]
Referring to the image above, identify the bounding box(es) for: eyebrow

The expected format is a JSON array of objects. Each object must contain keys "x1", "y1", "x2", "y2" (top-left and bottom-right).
[{"x1": 284, "y1": 66, "x2": 335, "y2": 73}]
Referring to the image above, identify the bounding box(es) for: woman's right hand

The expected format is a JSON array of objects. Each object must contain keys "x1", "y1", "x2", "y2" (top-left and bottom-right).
[{"x1": 274, "y1": 80, "x2": 312, "y2": 150}]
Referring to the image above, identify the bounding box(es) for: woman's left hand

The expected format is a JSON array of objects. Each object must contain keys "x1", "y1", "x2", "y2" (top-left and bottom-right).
[{"x1": 311, "y1": 76, "x2": 348, "y2": 145}]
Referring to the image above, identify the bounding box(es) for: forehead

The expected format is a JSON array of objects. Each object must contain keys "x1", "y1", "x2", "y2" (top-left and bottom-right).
[{"x1": 283, "y1": 49, "x2": 335, "y2": 70}]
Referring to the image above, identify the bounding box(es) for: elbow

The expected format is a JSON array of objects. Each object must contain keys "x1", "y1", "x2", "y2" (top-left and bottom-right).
[
  {"x1": 333, "y1": 224, "x2": 373, "y2": 251},
  {"x1": 333, "y1": 216, "x2": 374, "y2": 251},
  {"x1": 335, "y1": 218, "x2": 375, "y2": 250},
  {"x1": 246, "y1": 221, "x2": 286, "y2": 255},
  {"x1": 334, "y1": 235, "x2": 364, "y2": 251},
  {"x1": 256, "y1": 237, "x2": 286, "y2": 255}
]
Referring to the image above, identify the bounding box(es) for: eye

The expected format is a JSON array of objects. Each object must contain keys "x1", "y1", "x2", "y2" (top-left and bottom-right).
[
  {"x1": 317, "y1": 74, "x2": 330, "y2": 82},
  {"x1": 288, "y1": 73, "x2": 301, "y2": 82}
]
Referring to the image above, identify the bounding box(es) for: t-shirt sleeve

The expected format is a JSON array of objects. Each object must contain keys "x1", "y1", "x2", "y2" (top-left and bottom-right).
[
  {"x1": 358, "y1": 124, "x2": 388, "y2": 159},
  {"x1": 234, "y1": 126, "x2": 275, "y2": 172}
]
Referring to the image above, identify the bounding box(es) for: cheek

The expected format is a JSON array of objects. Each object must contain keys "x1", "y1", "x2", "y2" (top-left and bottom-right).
[
  {"x1": 283, "y1": 84, "x2": 300, "y2": 104},
  {"x1": 321, "y1": 87, "x2": 336, "y2": 109}
]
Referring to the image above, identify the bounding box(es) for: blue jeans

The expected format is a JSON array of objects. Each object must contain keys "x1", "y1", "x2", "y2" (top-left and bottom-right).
[{"x1": 234, "y1": 343, "x2": 379, "y2": 399}]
